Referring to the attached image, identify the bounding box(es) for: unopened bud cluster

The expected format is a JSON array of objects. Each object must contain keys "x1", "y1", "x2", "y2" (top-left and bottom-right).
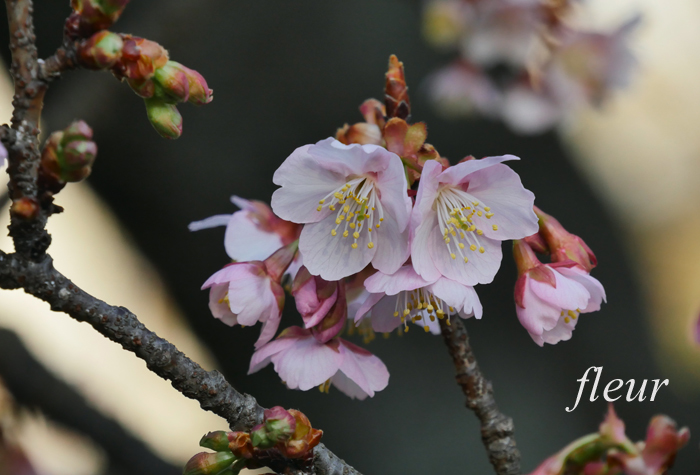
[
  {"x1": 40, "y1": 121, "x2": 97, "y2": 188},
  {"x1": 184, "y1": 407, "x2": 322, "y2": 475},
  {"x1": 77, "y1": 30, "x2": 212, "y2": 139}
]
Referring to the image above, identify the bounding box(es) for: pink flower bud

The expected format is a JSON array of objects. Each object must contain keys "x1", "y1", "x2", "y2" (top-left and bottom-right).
[
  {"x1": 310, "y1": 281, "x2": 347, "y2": 344},
  {"x1": 40, "y1": 121, "x2": 98, "y2": 184},
  {"x1": 145, "y1": 98, "x2": 183, "y2": 139},
  {"x1": 639, "y1": 415, "x2": 690, "y2": 473},
  {"x1": 154, "y1": 61, "x2": 191, "y2": 103},
  {"x1": 535, "y1": 206, "x2": 597, "y2": 272},
  {"x1": 179, "y1": 64, "x2": 213, "y2": 105},
  {"x1": 78, "y1": 31, "x2": 124, "y2": 70},
  {"x1": 182, "y1": 451, "x2": 235, "y2": 475},
  {"x1": 292, "y1": 267, "x2": 340, "y2": 329}
]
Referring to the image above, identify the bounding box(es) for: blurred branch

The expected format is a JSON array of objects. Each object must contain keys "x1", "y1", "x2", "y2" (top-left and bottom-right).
[
  {"x1": 440, "y1": 318, "x2": 521, "y2": 475},
  {"x1": 0, "y1": 329, "x2": 179, "y2": 475},
  {"x1": 0, "y1": 2, "x2": 361, "y2": 474}
]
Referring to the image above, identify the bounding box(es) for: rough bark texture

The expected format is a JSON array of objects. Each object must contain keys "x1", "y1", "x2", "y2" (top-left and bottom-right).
[
  {"x1": 0, "y1": 2, "x2": 362, "y2": 474},
  {"x1": 440, "y1": 317, "x2": 522, "y2": 475}
]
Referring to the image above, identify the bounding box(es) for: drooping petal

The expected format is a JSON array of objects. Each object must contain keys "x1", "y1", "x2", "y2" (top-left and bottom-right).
[
  {"x1": 516, "y1": 278, "x2": 563, "y2": 335},
  {"x1": 330, "y1": 370, "x2": 372, "y2": 400},
  {"x1": 337, "y1": 340, "x2": 389, "y2": 398},
  {"x1": 248, "y1": 329, "x2": 304, "y2": 375},
  {"x1": 255, "y1": 311, "x2": 282, "y2": 349},
  {"x1": 436, "y1": 154, "x2": 519, "y2": 187},
  {"x1": 370, "y1": 213, "x2": 410, "y2": 275},
  {"x1": 429, "y1": 277, "x2": 483, "y2": 319},
  {"x1": 530, "y1": 314, "x2": 578, "y2": 347},
  {"x1": 271, "y1": 337, "x2": 344, "y2": 391},
  {"x1": 271, "y1": 144, "x2": 347, "y2": 224},
  {"x1": 465, "y1": 163, "x2": 538, "y2": 241},
  {"x1": 299, "y1": 213, "x2": 375, "y2": 281},
  {"x1": 367, "y1": 295, "x2": 404, "y2": 333},
  {"x1": 364, "y1": 265, "x2": 431, "y2": 295},
  {"x1": 188, "y1": 214, "x2": 231, "y2": 232},
  {"x1": 354, "y1": 292, "x2": 384, "y2": 324},
  {"x1": 429, "y1": 230, "x2": 503, "y2": 286},
  {"x1": 208, "y1": 283, "x2": 238, "y2": 326},
  {"x1": 530, "y1": 269, "x2": 590, "y2": 314},
  {"x1": 558, "y1": 267, "x2": 607, "y2": 313}
]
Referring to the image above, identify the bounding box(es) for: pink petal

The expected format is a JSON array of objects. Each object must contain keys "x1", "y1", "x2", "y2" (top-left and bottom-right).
[
  {"x1": 208, "y1": 283, "x2": 238, "y2": 326},
  {"x1": 330, "y1": 371, "x2": 372, "y2": 400},
  {"x1": 437, "y1": 155, "x2": 519, "y2": 187},
  {"x1": 413, "y1": 160, "x2": 443, "y2": 220},
  {"x1": 188, "y1": 214, "x2": 231, "y2": 232},
  {"x1": 299, "y1": 213, "x2": 375, "y2": 281},
  {"x1": 248, "y1": 330, "x2": 306, "y2": 375},
  {"x1": 224, "y1": 209, "x2": 284, "y2": 262},
  {"x1": 429, "y1": 277, "x2": 483, "y2": 319},
  {"x1": 465, "y1": 163, "x2": 538, "y2": 241},
  {"x1": 531, "y1": 315, "x2": 578, "y2": 346},
  {"x1": 364, "y1": 265, "x2": 430, "y2": 296},
  {"x1": 354, "y1": 291, "x2": 385, "y2": 324},
  {"x1": 558, "y1": 267, "x2": 606, "y2": 313},
  {"x1": 271, "y1": 336, "x2": 344, "y2": 391},
  {"x1": 516, "y1": 278, "x2": 562, "y2": 335},
  {"x1": 271, "y1": 143, "x2": 347, "y2": 224},
  {"x1": 371, "y1": 148, "x2": 412, "y2": 231},
  {"x1": 368, "y1": 295, "x2": 404, "y2": 333},
  {"x1": 370, "y1": 212, "x2": 410, "y2": 275},
  {"x1": 411, "y1": 212, "x2": 443, "y2": 283},
  {"x1": 337, "y1": 340, "x2": 389, "y2": 398},
  {"x1": 429, "y1": 230, "x2": 503, "y2": 286},
  {"x1": 530, "y1": 269, "x2": 590, "y2": 314}
]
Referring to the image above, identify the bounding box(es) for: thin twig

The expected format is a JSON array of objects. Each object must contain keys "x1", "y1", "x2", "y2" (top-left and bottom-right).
[{"x1": 440, "y1": 317, "x2": 521, "y2": 475}]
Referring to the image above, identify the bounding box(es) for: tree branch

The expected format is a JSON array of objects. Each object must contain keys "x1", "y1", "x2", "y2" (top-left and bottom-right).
[
  {"x1": 0, "y1": 250, "x2": 360, "y2": 475},
  {"x1": 439, "y1": 317, "x2": 521, "y2": 475}
]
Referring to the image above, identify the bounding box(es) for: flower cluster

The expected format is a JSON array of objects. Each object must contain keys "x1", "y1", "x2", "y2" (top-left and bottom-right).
[
  {"x1": 74, "y1": 6, "x2": 212, "y2": 139},
  {"x1": 191, "y1": 56, "x2": 605, "y2": 399},
  {"x1": 529, "y1": 406, "x2": 689, "y2": 475},
  {"x1": 184, "y1": 407, "x2": 322, "y2": 475},
  {"x1": 422, "y1": 0, "x2": 640, "y2": 134}
]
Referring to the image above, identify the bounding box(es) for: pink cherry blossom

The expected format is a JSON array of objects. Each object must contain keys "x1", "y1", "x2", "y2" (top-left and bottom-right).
[
  {"x1": 249, "y1": 327, "x2": 389, "y2": 400},
  {"x1": 513, "y1": 240, "x2": 606, "y2": 346},
  {"x1": 411, "y1": 157, "x2": 538, "y2": 286},
  {"x1": 271, "y1": 138, "x2": 412, "y2": 281},
  {"x1": 202, "y1": 243, "x2": 297, "y2": 349},
  {"x1": 355, "y1": 264, "x2": 482, "y2": 334},
  {"x1": 426, "y1": 61, "x2": 501, "y2": 118},
  {"x1": 189, "y1": 196, "x2": 302, "y2": 276},
  {"x1": 292, "y1": 266, "x2": 348, "y2": 343}
]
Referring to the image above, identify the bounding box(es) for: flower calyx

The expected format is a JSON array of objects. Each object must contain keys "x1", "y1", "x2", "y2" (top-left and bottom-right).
[{"x1": 534, "y1": 206, "x2": 597, "y2": 272}]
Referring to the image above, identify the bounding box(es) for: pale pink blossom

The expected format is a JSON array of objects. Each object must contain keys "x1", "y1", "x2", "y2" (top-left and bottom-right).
[
  {"x1": 249, "y1": 327, "x2": 389, "y2": 400},
  {"x1": 292, "y1": 266, "x2": 347, "y2": 343},
  {"x1": 202, "y1": 243, "x2": 297, "y2": 349},
  {"x1": 426, "y1": 61, "x2": 501, "y2": 118},
  {"x1": 411, "y1": 157, "x2": 537, "y2": 286},
  {"x1": 355, "y1": 264, "x2": 482, "y2": 334},
  {"x1": 513, "y1": 240, "x2": 605, "y2": 346},
  {"x1": 271, "y1": 138, "x2": 412, "y2": 281},
  {"x1": 189, "y1": 196, "x2": 302, "y2": 277}
]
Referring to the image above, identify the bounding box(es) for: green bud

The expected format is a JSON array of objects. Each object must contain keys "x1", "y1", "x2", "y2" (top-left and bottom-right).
[
  {"x1": 183, "y1": 452, "x2": 235, "y2": 475},
  {"x1": 199, "y1": 431, "x2": 231, "y2": 453},
  {"x1": 145, "y1": 98, "x2": 183, "y2": 139},
  {"x1": 154, "y1": 61, "x2": 190, "y2": 103}
]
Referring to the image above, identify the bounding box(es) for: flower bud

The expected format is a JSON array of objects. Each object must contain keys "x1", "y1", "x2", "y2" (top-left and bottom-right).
[
  {"x1": 385, "y1": 55, "x2": 411, "y2": 119},
  {"x1": 10, "y1": 197, "x2": 39, "y2": 220},
  {"x1": 114, "y1": 36, "x2": 169, "y2": 83},
  {"x1": 199, "y1": 431, "x2": 231, "y2": 453},
  {"x1": 283, "y1": 409, "x2": 323, "y2": 459},
  {"x1": 263, "y1": 241, "x2": 299, "y2": 283},
  {"x1": 534, "y1": 206, "x2": 597, "y2": 272},
  {"x1": 263, "y1": 407, "x2": 296, "y2": 444},
  {"x1": 227, "y1": 432, "x2": 254, "y2": 459},
  {"x1": 336, "y1": 122, "x2": 382, "y2": 146},
  {"x1": 182, "y1": 452, "x2": 235, "y2": 475},
  {"x1": 310, "y1": 282, "x2": 347, "y2": 344},
  {"x1": 78, "y1": 31, "x2": 124, "y2": 70},
  {"x1": 40, "y1": 121, "x2": 97, "y2": 184},
  {"x1": 178, "y1": 64, "x2": 213, "y2": 105},
  {"x1": 154, "y1": 61, "x2": 190, "y2": 103},
  {"x1": 145, "y1": 98, "x2": 183, "y2": 139},
  {"x1": 71, "y1": 0, "x2": 130, "y2": 36}
]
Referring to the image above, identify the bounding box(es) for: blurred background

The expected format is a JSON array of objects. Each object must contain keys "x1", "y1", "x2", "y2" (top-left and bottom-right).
[{"x1": 0, "y1": 0, "x2": 699, "y2": 474}]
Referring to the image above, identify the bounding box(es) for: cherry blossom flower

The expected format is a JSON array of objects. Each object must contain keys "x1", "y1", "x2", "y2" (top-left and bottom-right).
[
  {"x1": 355, "y1": 264, "x2": 482, "y2": 334},
  {"x1": 249, "y1": 327, "x2": 389, "y2": 400},
  {"x1": 202, "y1": 242, "x2": 297, "y2": 348},
  {"x1": 189, "y1": 196, "x2": 302, "y2": 276},
  {"x1": 411, "y1": 157, "x2": 538, "y2": 286},
  {"x1": 271, "y1": 138, "x2": 412, "y2": 281},
  {"x1": 513, "y1": 239, "x2": 605, "y2": 346},
  {"x1": 426, "y1": 61, "x2": 501, "y2": 118}
]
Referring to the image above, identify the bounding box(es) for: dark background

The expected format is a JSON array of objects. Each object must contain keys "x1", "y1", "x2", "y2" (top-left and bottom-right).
[{"x1": 2, "y1": 1, "x2": 697, "y2": 473}]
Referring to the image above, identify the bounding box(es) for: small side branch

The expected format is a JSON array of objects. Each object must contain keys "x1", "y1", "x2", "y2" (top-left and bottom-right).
[
  {"x1": 0, "y1": 250, "x2": 361, "y2": 475},
  {"x1": 439, "y1": 317, "x2": 521, "y2": 475}
]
